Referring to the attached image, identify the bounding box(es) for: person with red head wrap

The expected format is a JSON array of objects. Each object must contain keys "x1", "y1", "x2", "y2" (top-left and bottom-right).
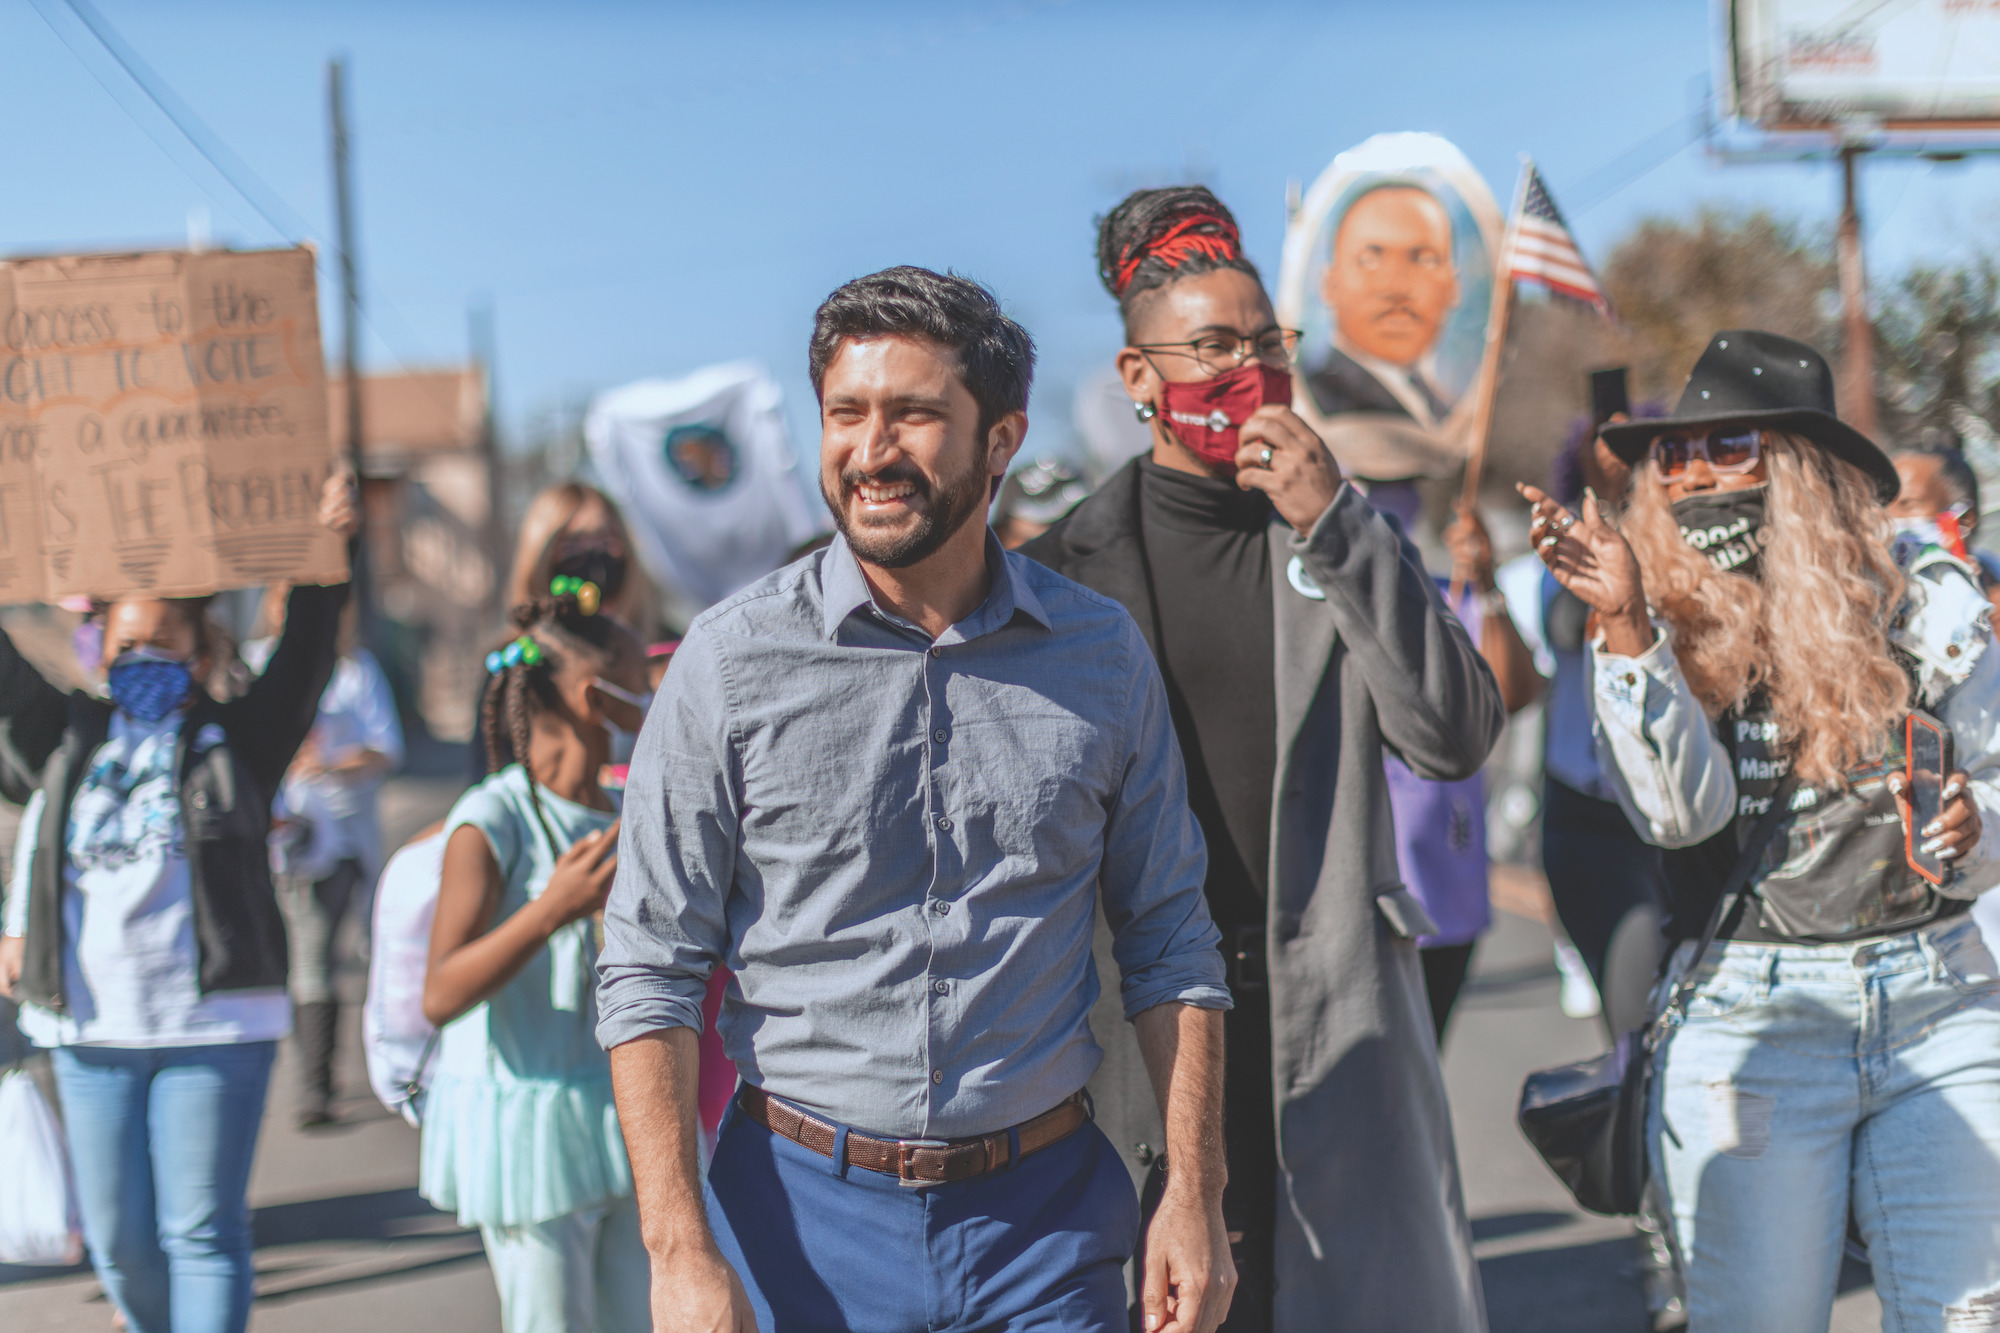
[{"x1": 1025, "y1": 187, "x2": 1501, "y2": 1332}]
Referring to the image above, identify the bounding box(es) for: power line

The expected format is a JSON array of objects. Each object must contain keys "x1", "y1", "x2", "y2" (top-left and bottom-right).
[
  {"x1": 28, "y1": 0, "x2": 468, "y2": 419},
  {"x1": 23, "y1": 0, "x2": 266, "y2": 240},
  {"x1": 40, "y1": 0, "x2": 314, "y2": 245},
  {"x1": 1565, "y1": 111, "x2": 1706, "y2": 217}
]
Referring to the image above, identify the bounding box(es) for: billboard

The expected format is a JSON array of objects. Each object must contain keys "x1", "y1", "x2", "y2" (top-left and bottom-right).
[{"x1": 1724, "y1": 0, "x2": 2000, "y2": 143}]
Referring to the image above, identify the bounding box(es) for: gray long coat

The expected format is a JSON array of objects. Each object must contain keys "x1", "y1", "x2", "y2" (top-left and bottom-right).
[{"x1": 1024, "y1": 465, "x2": 1502, "y2": 1332}]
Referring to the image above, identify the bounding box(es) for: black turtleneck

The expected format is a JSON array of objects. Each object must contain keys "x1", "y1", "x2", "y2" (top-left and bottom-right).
[{"x1": 1137, "y1": 458, "x2": 1277, "y2": 931}]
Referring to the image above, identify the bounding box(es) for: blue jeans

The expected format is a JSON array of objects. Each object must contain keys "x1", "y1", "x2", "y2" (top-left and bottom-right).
[
  {"x1": 705, "y1": 1096, "x2": 1139, "y2": 1332},
  {"x1": 1650, "y1": 915, "x2": 2000, "y2": 1332},
  {"x1": 51, "y1": 1042, "x2": 276, "y2": 1333}
]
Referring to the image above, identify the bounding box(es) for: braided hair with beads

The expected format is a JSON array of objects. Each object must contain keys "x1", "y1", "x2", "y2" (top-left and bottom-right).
[{"x1": 479, "y1": 584, "x2": 623, "y2": 850}]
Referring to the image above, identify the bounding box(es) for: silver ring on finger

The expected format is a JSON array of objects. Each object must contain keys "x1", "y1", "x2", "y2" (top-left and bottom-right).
[
  {"x1": 1258, "y1": 446, "x2": 1273, "y2": 468},
  {"x1": 1557, "y1": 512, "x2": 1577, "y2": 533}
]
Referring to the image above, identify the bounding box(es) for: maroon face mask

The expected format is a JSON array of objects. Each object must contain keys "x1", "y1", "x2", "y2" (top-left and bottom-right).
[{"x1": 1157, "y1": 363, "x2": 1293, "y2": 474}]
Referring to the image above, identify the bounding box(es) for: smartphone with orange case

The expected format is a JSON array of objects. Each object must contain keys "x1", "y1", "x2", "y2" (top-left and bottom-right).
[{"x1": 1906, "y1": 711, "x2": 1954, "y2": 886}]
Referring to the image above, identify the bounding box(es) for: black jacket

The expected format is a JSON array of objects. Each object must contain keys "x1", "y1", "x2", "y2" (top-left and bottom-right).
[
  {"x1": 1302, "y1": 346, "x2": 1417, "y2": 421},
  {"x1": 6, "y1": 583, "x2": 347, "y2": 1011}
]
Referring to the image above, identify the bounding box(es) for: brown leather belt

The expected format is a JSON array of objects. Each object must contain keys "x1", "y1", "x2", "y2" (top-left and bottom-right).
[{"x1": 737, "y1": 1085, "x2": 1087, "y2": 1185}]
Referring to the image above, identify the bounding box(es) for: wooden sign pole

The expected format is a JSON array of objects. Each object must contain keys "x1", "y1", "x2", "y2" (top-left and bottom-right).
[{"x1": 1449, "y1": 157, "x2": 1530, "y2": 602}]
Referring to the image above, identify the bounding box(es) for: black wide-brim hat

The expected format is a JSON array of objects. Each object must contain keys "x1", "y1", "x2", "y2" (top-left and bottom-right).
[{"x1": 1600, "y1": 330, "x2": 1899, "y2": 503}]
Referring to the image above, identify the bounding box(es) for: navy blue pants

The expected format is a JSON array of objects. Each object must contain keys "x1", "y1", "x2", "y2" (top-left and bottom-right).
[{"x1": 705, "y1": 1097, "x2": 1139, "y2": 1332}]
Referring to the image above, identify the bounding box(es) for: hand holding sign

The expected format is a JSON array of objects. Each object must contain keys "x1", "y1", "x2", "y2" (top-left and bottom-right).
[{"x1": 320, "y1": 470, "x2": 360, "y2": 540}]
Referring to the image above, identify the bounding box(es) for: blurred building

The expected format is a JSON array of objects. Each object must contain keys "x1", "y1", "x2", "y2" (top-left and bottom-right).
[{"x1": 329, "y1": 366, "x2": 500, "y2": 742}]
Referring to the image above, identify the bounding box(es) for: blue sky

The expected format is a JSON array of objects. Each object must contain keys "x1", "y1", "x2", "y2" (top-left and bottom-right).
[{"x1": 6, "y1": 0, "x2": 1997, "y2": 456}]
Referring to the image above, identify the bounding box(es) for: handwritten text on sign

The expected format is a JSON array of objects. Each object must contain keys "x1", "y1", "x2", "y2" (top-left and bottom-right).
[{"x1": 0, "y1": 246, "x2": 347, "y2": 601}]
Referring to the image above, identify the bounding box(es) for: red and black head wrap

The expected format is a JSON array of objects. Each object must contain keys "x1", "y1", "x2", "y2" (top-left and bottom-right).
[{"x1": 1096, "y1": 186, "x2": 1259, "y2": 328}]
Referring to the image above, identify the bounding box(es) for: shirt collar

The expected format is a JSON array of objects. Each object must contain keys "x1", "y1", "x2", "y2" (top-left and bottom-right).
[
  {"x1": 820, "y1": 529, "x2": 1051, "y2": 642},
  {"x1": 1332, "y1": 333, "x2": 1445, "y2": 427}
]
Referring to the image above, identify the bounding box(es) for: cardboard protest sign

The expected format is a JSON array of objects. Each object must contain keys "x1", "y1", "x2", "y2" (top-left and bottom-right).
[
  {"x1": 1276, "y1": 133, "x2": 1504, "y2": 480},
  {"x1": 0, "y1": 246, "x2": 347, "y2": 603}
]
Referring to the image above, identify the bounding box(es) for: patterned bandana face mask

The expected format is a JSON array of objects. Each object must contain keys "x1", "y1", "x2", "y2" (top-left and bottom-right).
[
  {"x1": 106, "y1": 650, "x2": 194, "y2": 723},
  {"x1": 1670, "y1": 484, "x2": 1770, "y2": 578}
]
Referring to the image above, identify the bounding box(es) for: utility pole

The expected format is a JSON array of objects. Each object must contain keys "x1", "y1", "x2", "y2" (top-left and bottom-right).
[
  {"x1": 328, "y1": 56, "x2": 375, "y2": 646},
  {"x1": 1836, "y1": 146, "x2": 1879, "y2": 438},
  {"x1": 469, "y1": 299, "x2": 508, "y2": 626}
]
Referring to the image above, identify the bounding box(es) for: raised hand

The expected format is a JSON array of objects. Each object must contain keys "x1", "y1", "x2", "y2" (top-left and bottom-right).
[
  {"x1": 1517, "y1": 484, "x2": 1654, "y2": 657},
  {"x1": 319, "y1": 470, "x2": 361, "y2": 539},
  {"x1": 1443, "y1": 500, "x2": 1496, "y2": 592}
]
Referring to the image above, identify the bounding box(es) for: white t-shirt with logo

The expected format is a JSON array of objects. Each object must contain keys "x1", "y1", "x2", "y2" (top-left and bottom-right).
[{"x1": 2, "y1": 711, "x2": 290, "y2": 1048}]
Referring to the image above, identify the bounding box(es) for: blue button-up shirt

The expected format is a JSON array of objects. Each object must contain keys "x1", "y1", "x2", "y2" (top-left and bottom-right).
[{"x1": 597, "y1": 532, "x2": 1228, "y2": 1139}]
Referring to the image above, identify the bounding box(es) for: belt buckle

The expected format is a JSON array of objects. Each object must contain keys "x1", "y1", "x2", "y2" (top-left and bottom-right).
[{"x1": 895, "y1": 1138, "x2": 949, "y2": 1188}]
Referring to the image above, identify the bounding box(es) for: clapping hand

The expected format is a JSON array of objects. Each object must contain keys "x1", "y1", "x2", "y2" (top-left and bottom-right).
[{"x1": 1518, "y1": 484, "x2": 1653, "y2": 657}]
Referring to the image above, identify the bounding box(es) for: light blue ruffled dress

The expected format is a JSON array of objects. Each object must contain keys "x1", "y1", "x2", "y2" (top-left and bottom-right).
[{"x1": 418, "y1": 765, "x2": 628, "y2": 1228}]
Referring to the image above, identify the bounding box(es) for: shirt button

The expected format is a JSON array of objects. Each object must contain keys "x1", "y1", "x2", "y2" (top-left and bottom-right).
[
  {"x1": 933, "y1": 979, "x2": 950, "y2": 995},
  {"x1": 933, "y1": 729, "x2": 948, "y2": 744},
  {"x1": 932, "y1": 899, "x2": 950, "y2": 914},
  {"x1": 929, "y1": 646, "x2": 941, "y2": 658},
  {"x1": 1623, "y1": 673, "x2": 1637, "y2": 686},
  {"x1": 931, "y1": 1068, "x2": 944, "y2": 1085},
  {"x1": 936, "y1": 815, "x2": 953, "y2": 832}
]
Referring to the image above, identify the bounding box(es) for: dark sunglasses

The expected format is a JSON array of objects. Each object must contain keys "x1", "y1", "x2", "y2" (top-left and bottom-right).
[{"x1": 1649, "y1": 427, "x2": 1763, "y2": 480}]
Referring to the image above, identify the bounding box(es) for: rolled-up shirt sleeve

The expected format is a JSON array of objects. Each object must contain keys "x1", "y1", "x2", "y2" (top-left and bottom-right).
[
  {"x1": 596, "y1": 626, "x2": 741, "y2": 1049},
  {"x1": 1099, "y1": 620, "x2": 1231, "y2": 1019},
  {"x1": 1589, "y1": 624, "x2": 1736, "y2": 849}
]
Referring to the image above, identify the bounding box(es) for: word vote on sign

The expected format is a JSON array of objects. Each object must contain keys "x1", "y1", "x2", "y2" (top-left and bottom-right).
[{"x1": 0, "y1": 245, "x2": 348, "y2": 601}]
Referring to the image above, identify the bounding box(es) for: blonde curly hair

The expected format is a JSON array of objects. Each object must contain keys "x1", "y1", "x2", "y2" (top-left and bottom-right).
[{"x1": 1619, "y1": 432, "x2": 1908, "y2": 790}]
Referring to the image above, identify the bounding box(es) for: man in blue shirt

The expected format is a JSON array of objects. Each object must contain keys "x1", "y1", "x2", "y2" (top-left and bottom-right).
[{"x1": 599, "y1": 268, "x2": 1234, "y2": 1333}]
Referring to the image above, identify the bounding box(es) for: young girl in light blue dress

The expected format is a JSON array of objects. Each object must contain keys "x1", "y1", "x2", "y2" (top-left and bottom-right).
[{"x1": 420, "y1": 585, "x2": 653, "y2": 1333}]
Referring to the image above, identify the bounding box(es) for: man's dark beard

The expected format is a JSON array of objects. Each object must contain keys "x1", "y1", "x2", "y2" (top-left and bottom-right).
[{"x1": 822, "y1": 450, "x2": 989, "y2": 569}]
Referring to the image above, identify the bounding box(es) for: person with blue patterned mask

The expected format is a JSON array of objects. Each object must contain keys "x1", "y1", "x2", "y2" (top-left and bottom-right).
[{"x1": 0, "y1": 475, "x2": 358, "y2": 1333}]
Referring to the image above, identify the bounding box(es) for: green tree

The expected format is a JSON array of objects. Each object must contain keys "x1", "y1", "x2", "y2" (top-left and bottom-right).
[{"x1": 1876, "y1": 259, "x2": 2000, "y2": 439}]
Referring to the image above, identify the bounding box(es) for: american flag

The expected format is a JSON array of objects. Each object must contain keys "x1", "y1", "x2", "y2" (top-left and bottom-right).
[{"x1": 1508, "y1": 165, "x2": 1609, "y2": 315}]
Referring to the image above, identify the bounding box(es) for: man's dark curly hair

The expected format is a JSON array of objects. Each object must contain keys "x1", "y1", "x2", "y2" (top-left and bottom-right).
[
  {"x1": 808, "y1": 266, "x2": 1035, "y2": 442},
  {"x1": 1096, "y1": 185, "x2": 1262, "y2": 335}
]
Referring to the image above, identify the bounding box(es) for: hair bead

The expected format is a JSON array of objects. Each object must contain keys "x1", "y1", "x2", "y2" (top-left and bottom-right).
[
  {"x1": 488, "y1": 635, "x2": 545, "y2": 674},
  {"x1": 550, "y1": 575, "x2": 603, "y2": 616}
]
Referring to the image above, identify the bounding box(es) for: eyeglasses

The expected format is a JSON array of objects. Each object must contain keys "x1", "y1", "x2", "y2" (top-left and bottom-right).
[
  {"x1": 1133, "y1": 328, "x2": 1302, "y2": 375},
  {"x1": 1649, "y1": 427, "x2": 1763, "y2": 480}
]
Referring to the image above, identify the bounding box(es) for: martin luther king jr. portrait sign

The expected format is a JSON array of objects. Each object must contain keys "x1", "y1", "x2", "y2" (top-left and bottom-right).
[{"x1": 1277, "y1": 132, "x2": 1502, "y2": 481}]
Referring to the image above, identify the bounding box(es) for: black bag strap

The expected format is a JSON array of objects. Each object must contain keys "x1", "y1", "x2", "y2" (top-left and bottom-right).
[{"x1": 1648, "y1": 772, "x2": 1800, "y2": 1047}]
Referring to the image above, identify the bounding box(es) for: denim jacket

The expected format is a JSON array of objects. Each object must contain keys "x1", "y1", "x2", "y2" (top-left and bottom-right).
[{"x1": 1589, "y1": 540, "x2": 2000, "y2": 903}]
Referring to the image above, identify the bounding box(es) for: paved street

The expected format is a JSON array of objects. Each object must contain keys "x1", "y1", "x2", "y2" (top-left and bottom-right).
[{"x1": 4, "y1": 780, "x2": 1884, "y2": 1331}]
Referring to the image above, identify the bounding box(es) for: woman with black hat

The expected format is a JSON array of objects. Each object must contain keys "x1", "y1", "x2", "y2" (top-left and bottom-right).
[{"x1": 1522, "y1": 330, "x2": 2000, "y2": 1330}]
